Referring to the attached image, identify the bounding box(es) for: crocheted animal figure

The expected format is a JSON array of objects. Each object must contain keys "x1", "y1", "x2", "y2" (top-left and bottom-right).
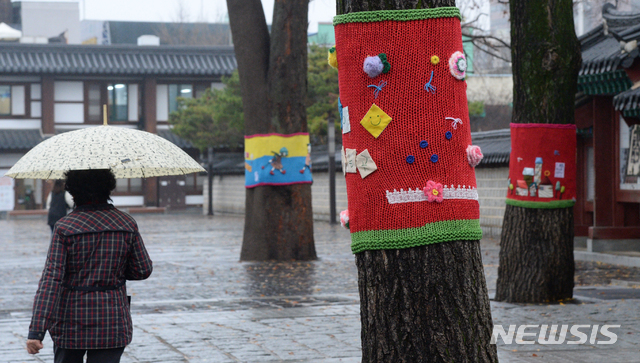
[
  {"x1": 265, "y1": 147, "x2": 288, "y2": 175},
  {"x1": 300, "y1": 144, "x2": 312, "y2": 173}
]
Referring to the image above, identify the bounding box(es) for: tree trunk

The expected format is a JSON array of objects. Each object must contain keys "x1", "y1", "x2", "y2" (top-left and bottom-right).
[
  {"x1": 496, "y1": 0, "x2": 581, "y2": 303},
  {"x1": 339, "y1": 1, "x2": 497, "y2": 362},
  {"x1": 227, "y1": 0, "x2": 316, "y2": 261},
  {"x1": 496, "y1": 205, "x2": 574, "y2": 302}
]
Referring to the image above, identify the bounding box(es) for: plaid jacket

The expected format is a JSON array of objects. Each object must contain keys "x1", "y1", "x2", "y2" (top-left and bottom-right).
[{"x1": 28, "y1": 204, "x2": 152, "y2": 349}]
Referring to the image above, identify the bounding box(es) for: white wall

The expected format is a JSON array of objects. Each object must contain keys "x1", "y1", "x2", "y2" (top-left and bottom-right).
[
  {"x1": 202, "y1": 167, "x2": 509, "y2": 236},
  {"x1": 466, "y1": 75, "x2": 513, "y2": 105},
  {"x1": 54, "y1": 104, "x2": 84, "y2": 123},
  {"x1": 156, "y1": 85, "x2": 169, "y2": 122},
  {"x1": 21, "y1": 2, "x2": 81, "y2": 44},
  {"x1": 476, "y1": 167, "x2": 509, "y2": 238},
  {"x1": 53, "y1": 81, "x2": 83, "y2": 123},
  {"x1": 203, "y1": 172, "x2": 349, "y2": 221},
  {"x1": 0, "y1": 119, "x2": 40, "y2": 129},
  {"x1": 0, "y1": 154, "x2": 23, "y2": 169},
  {"x1": 128, "y1": 84, "x2": 138, "y2": 122},
  {"x1": 54, "y1": 82, "x2": 83, "y2": 102},
  {"x1": 111, "y1": 196, "x2": 144, "y2": 207},
  {"x1": 11, "y1": 86, "x2": 25, "y2": 116}
]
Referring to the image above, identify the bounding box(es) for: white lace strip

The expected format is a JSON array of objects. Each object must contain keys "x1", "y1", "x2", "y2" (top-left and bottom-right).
[{"x1": 386, "y1": 185, "x2": 479, "y2": 204}]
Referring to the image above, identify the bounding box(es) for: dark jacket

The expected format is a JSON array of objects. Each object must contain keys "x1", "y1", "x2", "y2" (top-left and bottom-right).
[
  {"x1": 47, "y1": 191, "x2": 70, "y2": 226},
  {"x1": 29, "y1": 204, "x2": 153, "y2": 349}
]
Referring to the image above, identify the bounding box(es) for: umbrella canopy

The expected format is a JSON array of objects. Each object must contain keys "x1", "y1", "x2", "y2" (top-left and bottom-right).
[{"x1": 4, "y1": 125, "x2": 205, "y2": 179}]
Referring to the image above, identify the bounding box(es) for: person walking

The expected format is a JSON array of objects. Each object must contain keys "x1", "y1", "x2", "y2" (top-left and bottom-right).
[
  {"x1": 46, "y1": 180, "x2": 73, "y2": 232},
  {"x1": 26, "y1": 169, "x2": 153, "y2": 363}
]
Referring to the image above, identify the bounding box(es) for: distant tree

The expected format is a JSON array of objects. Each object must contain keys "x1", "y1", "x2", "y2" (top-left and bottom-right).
[
  {"x1": 306, "y1": 44, "x2": 340, "y2": 145},
  {"x1": 227, "y1": 0, "x2": 316, "y2": 261},
  {"x1": 168, "y1": 71, "x2": 243, "y2": 152},
  {"x1": 495, "y1": 0, "x2": 581, "y2": 303}
]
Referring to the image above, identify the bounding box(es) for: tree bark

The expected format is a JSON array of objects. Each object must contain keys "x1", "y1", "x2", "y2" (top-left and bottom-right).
[
  {"x1": 339, "y1": 1, "x2": 497, "y2": 362},
  {"x1": 227, "y1": 0, "x2": 316, "y2": 261},
  {"x1": 496, "y1": 0, "x2": 581, "y2": 303},
  {"x1": 496, "y1": 205, "x2": 574, "y2": 302}
]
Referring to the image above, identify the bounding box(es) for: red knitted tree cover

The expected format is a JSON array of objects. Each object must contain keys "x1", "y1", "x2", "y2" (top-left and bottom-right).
[
  {"x1": 506, "y1": 123, "x2": 577, "y2": 208},
  {"x1": 333, "y1": 8, "x2": 482, "y2": 253}
]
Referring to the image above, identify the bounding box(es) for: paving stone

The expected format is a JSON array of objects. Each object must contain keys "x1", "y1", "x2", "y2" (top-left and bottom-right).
[{"x1": 1, "y1": 214, "x2": 639, "y2": 362}]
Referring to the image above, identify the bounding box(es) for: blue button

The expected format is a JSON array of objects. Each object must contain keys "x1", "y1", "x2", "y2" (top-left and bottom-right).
[
  {"x1": 420, "y1": 140, "x2": 428, "y2": 148},
  {"x1": 431, "y1": 154, "x2": 438, "y2": 163}
]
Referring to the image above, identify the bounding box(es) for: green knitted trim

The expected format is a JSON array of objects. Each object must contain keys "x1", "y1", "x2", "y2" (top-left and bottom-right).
[
  {"x1": 333, "y1": 8, "x2": 462, "y2": 26},
  {"x1": 350, "y1": 219, "x2": 482, "y2": 254},
  {"x1": 505, "y1": 199, "x2": 576, "y2": 209}
]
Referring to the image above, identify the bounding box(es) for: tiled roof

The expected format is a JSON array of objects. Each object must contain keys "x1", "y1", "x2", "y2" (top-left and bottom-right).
[
  {"x1": 471, "y1": 129, "x2": 511, "y2": 165},
  {"x1": 0, "y1": 129, "x2": 44, "y2": 151},
  {"x1": 614, "y1": 86, "x2": 640, "y2": 113},
  {"x1": 579, "y1": 5, "x2": 640, "y2": 76},
  {"x1": 0, "y1": 43, "x2": 236, "y2": 76}
]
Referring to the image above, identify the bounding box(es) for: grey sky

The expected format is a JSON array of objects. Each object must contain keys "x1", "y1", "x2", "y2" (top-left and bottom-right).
[{"x1": 15, "y1": 0, "x2": 337, "y2": 32}]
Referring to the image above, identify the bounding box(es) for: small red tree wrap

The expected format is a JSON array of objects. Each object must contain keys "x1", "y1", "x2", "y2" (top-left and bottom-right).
[
  {"x1": 333, "y1": 8, "x2": 482, "y2": 254},
  {"x1": 506, "y1": 123, "x2": 577, "y2": 208}
]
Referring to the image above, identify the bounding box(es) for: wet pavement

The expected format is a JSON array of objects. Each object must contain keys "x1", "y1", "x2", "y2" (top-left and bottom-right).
[{"x1": 1, "y1": 214, "x2": 639, "y2": 362}]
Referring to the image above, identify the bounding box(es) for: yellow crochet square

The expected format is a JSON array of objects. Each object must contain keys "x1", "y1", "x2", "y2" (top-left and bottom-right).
[{"x1": 360, "y1": 104, "x2": 392, "y2": 138}]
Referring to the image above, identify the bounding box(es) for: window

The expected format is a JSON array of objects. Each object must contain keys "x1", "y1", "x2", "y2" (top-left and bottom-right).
[
  {"x1": 86, "y1": 82, "x2": 139, "y2": 123},
  {"x1": 115, "y1": 178, "x2": 143, "y2": 194},
  {"x1": 108, "y1": 83, "x2": 128, "y2": 122},
  {"x1": 87, "y1": 83, "x2": 102, "y2": 122},
  {"x1": 0, "y1": 85, "x2": 10, "y2": 115},
  {"x1": 620, "y1": 117, "x2": 640, "y2": 190},
  {"x1": 0, "y1": 85, "x2": 26, "y2": 116},
  {"x1": 168, "y1": 84, "x2": 193, "y2": 114}
]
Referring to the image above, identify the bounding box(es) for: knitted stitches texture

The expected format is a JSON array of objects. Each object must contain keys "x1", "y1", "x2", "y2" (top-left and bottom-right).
[
  {"x1": 506, "y1": 123, "x2": 576, "y2": 208},
  {"x1": 334, "y1": 10, "x2": 481, "y2": 252},
  {"x1": 333, "y1": 8, "x2": 462, "y2": 25},
  {"x1": 351, "y1": 219, "x2": 482, "y2": 254},
  {"x1": 505, "y1": 199, "x2": 576, "y2": 209}
]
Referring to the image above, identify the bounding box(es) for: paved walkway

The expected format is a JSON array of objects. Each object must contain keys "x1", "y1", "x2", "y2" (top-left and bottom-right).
[{"x1": 0, "y1": 214, "x2": 639, "y2": 362}]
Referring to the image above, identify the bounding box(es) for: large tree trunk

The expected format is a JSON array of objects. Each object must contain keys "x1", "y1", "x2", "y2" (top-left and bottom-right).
[
  {"x1": 338, "y1": 1, "x2": 497, "y2": 362},
  {"x1": 227, "y1": 0, "x2": 316, "y2": 261},
  {"x1": 495, "y1": 0, "x2": 581, "y2": 303}
]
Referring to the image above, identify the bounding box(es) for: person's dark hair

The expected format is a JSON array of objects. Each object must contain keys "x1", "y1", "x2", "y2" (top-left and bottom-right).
[
  {"x1": 52, "y1": 179, "x2": 65, "y2": 194},
  {"x1": 64, "y1": 169, "x2": 116, "y2": 205}
]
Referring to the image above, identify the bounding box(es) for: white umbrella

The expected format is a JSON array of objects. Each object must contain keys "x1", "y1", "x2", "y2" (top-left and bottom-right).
[{"x1": 4, "y1": 125, "x2": 205, "y2": 179}]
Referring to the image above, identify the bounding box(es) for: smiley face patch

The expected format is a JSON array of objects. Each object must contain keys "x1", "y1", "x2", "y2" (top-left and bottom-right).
[{"x1": 360, "y1": 103, "x2": 392, "y2": 138}]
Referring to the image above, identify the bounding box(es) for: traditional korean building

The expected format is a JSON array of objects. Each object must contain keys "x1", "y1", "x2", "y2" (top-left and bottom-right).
[
  {"x1": 0, "y1": 43, "x2": 236, "y2": 212},
  {"x1": 574, "y1": 4, "x2": 640, "y2": 252}
]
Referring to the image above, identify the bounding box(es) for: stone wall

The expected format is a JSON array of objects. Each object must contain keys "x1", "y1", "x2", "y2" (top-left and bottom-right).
[{"x1": 204, "y1": 167, "x2": 508, "y2": 236}]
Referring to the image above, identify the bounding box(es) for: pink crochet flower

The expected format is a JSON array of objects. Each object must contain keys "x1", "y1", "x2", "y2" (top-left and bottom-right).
[
  {"x1": 448, "y1": 51, "x2": 467, "y2": 80},
  {"x1": 423, "y1": 181, "x2": 444, "y2": 203},
  {"x1": 340, "y1": 209, "x2": 350, "y2": 229},
  {"x1": 466, "y1": 145, "x2": 483, "y2": 167}
]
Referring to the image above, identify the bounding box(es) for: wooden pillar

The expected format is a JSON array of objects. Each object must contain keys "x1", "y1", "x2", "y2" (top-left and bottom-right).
[
  {"x1": 41, "y1": 76, "x2": 55, "y2": 135},
  {"x1": 143, "y1": 77, "x2": 157, "y2": 133},
  {"x1": 143, "y1": 77, "x2": 158, "y2": 206},
  {"x1": 591, "y1": 96, "x2": 624, "y2": 229}
]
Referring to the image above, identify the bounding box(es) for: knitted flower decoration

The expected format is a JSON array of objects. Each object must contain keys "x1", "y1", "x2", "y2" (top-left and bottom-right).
[
  {"x1": 328, "y1": 46, "x2": 338, "y2": 70},
  {"x1": 423, "y1": 181, "x2": 444, "y2": 203},
  {"x1": 363, "y1": 53, "x2": 391, "y2": 78},
  {"x1": 448, "y1": 51, "x2": 466, "y2": 80},
  {"x1": 340, "y1": 209, "x2": 350, "y2": 229},
  {"x1": 466, "y1": 145, "x2": 483, "y2": 167}
]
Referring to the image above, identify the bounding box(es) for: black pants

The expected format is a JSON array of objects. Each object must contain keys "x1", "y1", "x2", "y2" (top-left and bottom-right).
[{"x1": 54, "y1": 346, "x2": 125, "y2": 363}]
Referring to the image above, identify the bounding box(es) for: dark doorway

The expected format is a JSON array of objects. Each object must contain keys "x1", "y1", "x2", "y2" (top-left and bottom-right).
[{"x1": 158, "y1": 175, "x2": 187, "y2": 210}]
